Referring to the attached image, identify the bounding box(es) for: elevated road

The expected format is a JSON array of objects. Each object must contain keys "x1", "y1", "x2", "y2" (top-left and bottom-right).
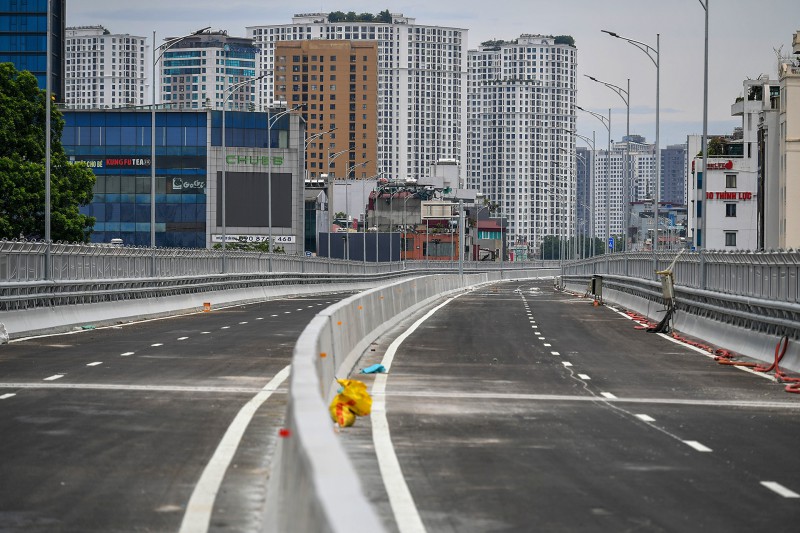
[
  {"x1": 344, "y1": 280, "x2": 800, "y2": 532},
  {"x1": 0, "y1": 293, "x2": 350, "y2": 532}
]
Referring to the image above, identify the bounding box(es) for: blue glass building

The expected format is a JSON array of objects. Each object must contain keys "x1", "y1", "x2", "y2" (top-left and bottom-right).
[
  {"x1": 62, "y1": 108, "x2": 306, "y2": 250},
  {"x1": 0, "y1": 0, "x2": 64, "y2": 99}
]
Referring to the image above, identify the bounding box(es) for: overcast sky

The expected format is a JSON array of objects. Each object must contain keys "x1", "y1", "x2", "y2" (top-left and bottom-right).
[{"x1": 68, "y1": 1, "x2": 799, "y2": 147}]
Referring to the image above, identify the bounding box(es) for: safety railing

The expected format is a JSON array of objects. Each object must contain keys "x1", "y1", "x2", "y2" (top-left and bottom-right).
[{"x1": 561, "y1": 250, "x2": 800, "y2": 304}]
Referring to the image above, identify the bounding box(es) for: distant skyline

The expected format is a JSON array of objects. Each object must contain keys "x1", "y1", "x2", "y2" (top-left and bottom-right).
[{"x1": 68, "y1": 1, "x2": 800, "y2": 147}]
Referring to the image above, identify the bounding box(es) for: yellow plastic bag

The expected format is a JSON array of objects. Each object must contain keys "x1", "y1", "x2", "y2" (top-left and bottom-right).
[{"x1": 329, "y1": 379, "x2": 372, "y2": 427}]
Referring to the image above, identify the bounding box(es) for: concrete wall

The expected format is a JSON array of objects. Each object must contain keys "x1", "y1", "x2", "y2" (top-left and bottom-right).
[{"x1": 266, "y1": 270, "x2": 556, "y2": 532}]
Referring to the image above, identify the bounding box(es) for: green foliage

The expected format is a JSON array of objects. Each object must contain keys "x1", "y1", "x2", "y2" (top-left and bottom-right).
[
  {"x1": 553, "y1": 35, "x2": 575, "y2": 46},
  {"x1": 707, "y1": 136, "x2": 724, "y2": 156},
  {"x1": 329, "y1": 9, "x2": 391, "y2": 23},
  {"x1": 212, "y1": 241, "x2": 285, "y2": 253},
  {"x1": 0, "y1": 62, "x2": 95, "y2": 242}
]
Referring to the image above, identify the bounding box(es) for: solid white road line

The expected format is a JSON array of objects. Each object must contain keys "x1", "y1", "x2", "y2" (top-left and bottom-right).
[
  {"x1": 179, "y1": 364, "x2": 291, "y2": 533},
  {"x1": 372, "y1": 297, "x2": 461, "y2": 533},
  {"x1": 683, "y1": 440, "x2": 712, "y2": 452},
  {"x1": 87, "y1": 362, "x2": 103, "y2": 367},
  {"x1": 44, "y1": 375, "x2": 64, "y2": 381},
  {"x1": 635, "y1": 414, "x2": 656, "y2": 422},
  {"x1": 0, "y1": 393, "x2": 15, "y2": 400},
  {"x1": 761, "y1": 481, "x2": 800, "y2": 498}
]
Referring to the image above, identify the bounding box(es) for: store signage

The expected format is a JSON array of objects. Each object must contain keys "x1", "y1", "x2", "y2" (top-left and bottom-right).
[
  {"x1": 273, "y1": 235, "x2": 296, "y2": 244},
  {"x1": 69, "y1": 157, "x2": 151, "y2": 169},
  {"x1": 212, "y1": 234, "x2": 269, "y2": 243},
  {"x1": 706, "y1": 191, "x2": 753, "y2": 200},
  {"x1": 172, "y1": 177, "x2": 205, "y2": 191},
  {"x1": 225, "y1": 155, "x2": 284, "y2": 166},
  {"x1": 706, "y1": 160, "x2": 734, "y2": 171}
]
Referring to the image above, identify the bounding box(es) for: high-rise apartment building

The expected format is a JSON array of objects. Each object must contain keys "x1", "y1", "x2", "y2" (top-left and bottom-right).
[
  {"x1": 248, "y1": 13, "x2": 467, "y2": 184},
  {"x1": 467, "y1": 34, "x2": 577, "y2": 255},
  {"x1": 274, "y1": 40, "x2": 378, "y2": 180},
  {"x1": 0, "y1": 0, "x2": 64, "y2": 99},
  {"x1": 65, "y1": 26, "x2": 147, "y2": 108},
  {"x1": 161, "y1": 30, "x2": 259, "y2": 110},
  {"x1": 661, "y1": 144, "x2": 687, "y2": 206}
]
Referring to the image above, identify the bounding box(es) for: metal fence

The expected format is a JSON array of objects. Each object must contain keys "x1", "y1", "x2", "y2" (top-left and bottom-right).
[
  {"x1": 561, "y1": 250, "x2": 800, "y2": 304},
  {"x1": 0, "y1": 239, "x2": 558, "y2": 282}
]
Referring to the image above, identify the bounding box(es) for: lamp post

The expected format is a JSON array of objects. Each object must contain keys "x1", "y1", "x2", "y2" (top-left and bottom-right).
[
  {"x1": 698, "y1": 0, "x2": 709, "y2": 250},
  {"x1": 151, "y1": 27, "x2": 210, "y2": 274},
  {"x1": 560, "y1": 128, "x2": 596, "y2": 259},
  {"x1": 344, "y1": 160, "x2": 369, "y2": 264},
  {"x1": 267, "y1": 102, "x2": 303, "y2": 268},
  {"x1": 324, "y1": 148, "x2": 350, "y2": 265},
  {"x1": 602, "y1": 30, "x2": 660, "y2": 255},
  {"x1": 585, "y1": 75, "x2": 631, "y2": 253},
  {"x1": 221, "y1": 74, "x2": 265, "y2": 274},
  {"x1": 44, "y1": 0, "x2": 51, "y2": 279},
  {"x1": 576, "y1": 106, "x2": 611, "y2": 260}
]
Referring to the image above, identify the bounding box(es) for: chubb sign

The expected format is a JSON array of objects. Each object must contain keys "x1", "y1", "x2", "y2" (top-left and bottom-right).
[{"x1": 226, "y1": 155, "x2": 284, "y2": 166}]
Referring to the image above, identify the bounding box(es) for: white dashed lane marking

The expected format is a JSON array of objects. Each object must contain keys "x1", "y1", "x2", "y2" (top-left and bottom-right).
[
  {"x1": 0, "y1": 393, "x2": 16, "y2": 400},
  {"x1": 152, "y1": 343, "x2": 164, "y2": 346},
  {"x1": 87, "y1": 362, "x2": 103, "y2": 367},
  {"x1": 683, "y1": 440, "x2": 713, "y2": 452},
  {"x1": 578, "y1": 374, "x2": 591, "y2": 380},
  {"x1": 635, "y1": 414, "x2": 656, "y2": 422},
  {"x1": 44, "y1": 375, "x2": 64, "y2": 381},
  {"x1": 761, "y1": 481, "x2": 800, "y2": 498},
  {"x1": 177, "y1": 337, "x2": 188, "y2": 341},
  {"x1": 121, "y1": 352, "x2": 134, "y2": 356},
  {"x1": 562, "y1": 362, "x2": 573, "y2": 367},
  {"x1": 601, "y1": 392, "x2": 617, "y2": 399}
]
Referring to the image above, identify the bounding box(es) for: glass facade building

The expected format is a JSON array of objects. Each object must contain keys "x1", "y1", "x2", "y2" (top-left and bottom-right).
[
  {"x1": 0, "y1": 0, "x2": 64, "y2": 99},
  {"x1": 62, "y1": 108, "x2": 300, "y2": 249}
]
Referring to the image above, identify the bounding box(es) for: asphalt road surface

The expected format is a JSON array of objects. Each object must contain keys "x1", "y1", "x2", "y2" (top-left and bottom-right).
[
  {"x1": 344, "y1": 280, "x2": 800, "y2": 533},
  {"x1": 0, "y1": 293, "x2": 349, "y2": 533}
]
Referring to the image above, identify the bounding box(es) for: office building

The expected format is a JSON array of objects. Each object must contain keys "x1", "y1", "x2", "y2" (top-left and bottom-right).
[
  {"x1": 62, "y1": 108, "x2": 306, "y2": 251},
  {"x1": 0, "y1": 0, "x2": 64, "y2": 99},
  {"x1": 467, "y1": 34, "x2": 577, "y2": 255},
  {"x1": 248, "y1": 12, "x2": 468, "y2": 184},
  {"x1": 65, "y1": 26, "x2": 147, "y2": 108},
  {"x1": 274, "y1": 40, "x2": 378, "y2": 181},
  {"x1": 161, "y1": 30, "x2": 259, "y2": 110}
]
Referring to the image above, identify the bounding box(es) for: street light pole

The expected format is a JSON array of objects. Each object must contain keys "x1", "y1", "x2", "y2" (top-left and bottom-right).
[
  {"x1": 344, "y1": 160, "x2": 370, "y2": 264},
  {"x1": 151, "y1": 26, "x2": 210, "y2": 275},
  {"x1": 602, "y1": 29, "x2": 660, "y2": 255},
  {"x1": 698, "y1": 0, "x2": 709, "y2": 250},
  {"x1": 221, "y1": 74, "x2": 265, "y2": 273},
  {"x1": 324, "y1": 148, "x2": 350, "y2": 265},
  {"x1": 585, "y1": 75, "x2": 631, "y2": 253},
  {"x1": 267, "y1": 102, "x2": 303, "y2": 269},
  {"x1": 576, "y1": 107, "x2": 611, "y2": 261}
]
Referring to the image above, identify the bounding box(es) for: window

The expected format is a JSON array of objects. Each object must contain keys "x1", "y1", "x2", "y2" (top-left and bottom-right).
[
  {"x1": 725, "y1": 203, "x2": 737, "y2": 217},
  {"x1": 725, "y1": 174, "x2": 737, "y2": 188},
  {"x1": 725, "y1": 232, "x2": 737, "y2": 247}
]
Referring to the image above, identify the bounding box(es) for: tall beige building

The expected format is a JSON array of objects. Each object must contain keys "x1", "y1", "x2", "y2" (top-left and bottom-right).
[
  {"x1": 274, "y1": 40, "x2": 378, "y2": 181},
  {"x1": 777, "y1": 30, "x2": 800, "y2": 248}
]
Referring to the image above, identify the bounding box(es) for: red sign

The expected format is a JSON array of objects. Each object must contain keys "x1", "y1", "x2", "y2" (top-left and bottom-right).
[
  {"x1": 706, "y1": 191, "x2": 753, "y2": 200},
  {"x1": 706, "y1": 160, "x2": 734, "y2": 170}
]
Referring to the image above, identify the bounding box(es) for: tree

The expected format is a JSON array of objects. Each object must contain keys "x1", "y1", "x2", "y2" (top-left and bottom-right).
[{"x1": 0, "y1": 62, "x2": 95, "y2": 242}]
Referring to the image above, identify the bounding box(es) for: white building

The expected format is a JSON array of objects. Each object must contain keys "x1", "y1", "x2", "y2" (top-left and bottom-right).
[
  {"x1": 776, "y1": 31, "x2": 800, "y2": 249},
  {"x1": 467, "y1": 34, "x2": 577, "y2": 254},
  {"x1": 247, "y1": 13, "x2": 468, "y2": 185},
  {"x1": 161, "y1": 31, "x2": 259, "y2": 110},
  {"x1": 64, "y1": 26, "x2": 148, "y2": 108},
  {"x1": 590, "y1": 140, "x2": 657, "y2": 246}
]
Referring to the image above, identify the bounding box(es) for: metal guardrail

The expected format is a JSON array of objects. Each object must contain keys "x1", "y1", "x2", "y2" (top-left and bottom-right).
[
  {"x1": 561, "y1": 250, "x2": 800, "y2": 304},
  {"x1": 563, "y1": 274, "x2": 800, "y2": 341},
  {"x1": 0, "y1": 239, "x2": 557, "y2": 282}
]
